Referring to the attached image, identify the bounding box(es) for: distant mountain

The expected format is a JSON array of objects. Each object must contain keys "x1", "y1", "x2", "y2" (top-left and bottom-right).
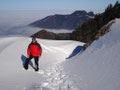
[
  {"x1": 29, "y1": 10, "x2": 94, "y2": 30},
  {"x1": 31, "y1": 30, "x2": 70, "y2": 40}
]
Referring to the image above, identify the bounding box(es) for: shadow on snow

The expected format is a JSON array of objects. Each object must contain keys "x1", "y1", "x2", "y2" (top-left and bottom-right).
[
  {"x1": 66, "y1": 46, "x2": 83, "y2": 59},
  {"x1": 21, "y1": 54, "x2": 35, "y2": 70}
]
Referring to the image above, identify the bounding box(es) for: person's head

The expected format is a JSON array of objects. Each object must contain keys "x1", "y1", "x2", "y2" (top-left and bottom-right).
[{"x1": 32, "y1": 37, "x2": 36, "y2": 43}]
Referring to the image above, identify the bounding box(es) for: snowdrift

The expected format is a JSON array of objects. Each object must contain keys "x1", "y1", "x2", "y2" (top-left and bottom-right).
[
  {"x1": 63, "y1": 19, "x2": 120, "y2": 90},
  {"x1": 0, "y1": 36, "x2": 84, "y2": 90}
]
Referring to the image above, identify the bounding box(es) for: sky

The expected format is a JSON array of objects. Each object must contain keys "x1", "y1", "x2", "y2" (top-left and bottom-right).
[
  {"x1": 0, "y1": 0, "x2": 119, "y2": 36},
  {"x1": 0, "y1": 0, "x2": 119, "y2": 13}
]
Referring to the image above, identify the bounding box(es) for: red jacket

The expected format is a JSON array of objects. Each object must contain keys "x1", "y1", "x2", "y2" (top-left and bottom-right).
[{"x1": 27, "y1": 41, "x2": 42, "y2": 57}]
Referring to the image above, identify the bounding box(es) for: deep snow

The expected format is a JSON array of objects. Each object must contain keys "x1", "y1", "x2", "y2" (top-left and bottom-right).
[
  {"x1": 63, "y1": 19, "x2": 120, "y2": 90},
  {"x1": 0, "y1": 36, "x2": 84, "y2": 90},
  {"x1": 0, "y1": 18, "x2": 120, "y2": 90}
]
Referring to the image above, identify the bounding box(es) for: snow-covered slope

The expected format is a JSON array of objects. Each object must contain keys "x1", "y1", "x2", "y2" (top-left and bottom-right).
[
  {"x1": 0, "y1": 36, "x2": 84, "y2": 90},
  {"x1": 1, "y1": 19, "x2": 120, "y2": 90},
  {"x1": 63, "y1": 19, "x2": 120, "y2": 90}
]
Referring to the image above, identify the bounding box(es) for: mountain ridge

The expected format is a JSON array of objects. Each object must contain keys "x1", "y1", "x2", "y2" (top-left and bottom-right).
[{"x1": 29, "y1": 10, "x2": 94, "y2": 30}]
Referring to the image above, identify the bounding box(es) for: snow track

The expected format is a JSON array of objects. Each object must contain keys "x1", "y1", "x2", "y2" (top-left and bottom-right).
[
  {"x1": 44, "y1": 62, "x2": 79, "y2": 90},
  {"x1": 0, "y1": 37, "x2": 84, "y2": 90}
]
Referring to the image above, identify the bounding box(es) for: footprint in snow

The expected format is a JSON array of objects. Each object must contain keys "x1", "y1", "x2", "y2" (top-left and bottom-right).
[
  {"x1": 22, "y1": 68, "x2": 44, "y2": 74},
  {"x1": 37, "y1": 70, "x2": 44, "y2": 74},
  {"x1": 41, "y1": 82, "x2": 49, "y2": 87}
]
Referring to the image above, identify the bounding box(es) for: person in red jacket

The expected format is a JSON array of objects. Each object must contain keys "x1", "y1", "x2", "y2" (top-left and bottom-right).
[{"x1": 24, "y1": 37, "x2": 42, "y2": 71}]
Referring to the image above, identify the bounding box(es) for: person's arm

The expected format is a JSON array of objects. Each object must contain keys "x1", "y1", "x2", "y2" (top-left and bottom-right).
[
  {"x1": 39, "y1": 48, "x2": 42, "y2": 56},
  {"x1": 37, "y1": 43, "x2": 42, "y2": 56},
  {"x1": 27, "y1": 44, "x2": 31, "y2": 58}
]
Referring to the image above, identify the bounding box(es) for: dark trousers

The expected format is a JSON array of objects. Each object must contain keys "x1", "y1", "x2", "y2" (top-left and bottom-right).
[{"x1": 24, "y1": 54, "x2": 39, "y2": 69}]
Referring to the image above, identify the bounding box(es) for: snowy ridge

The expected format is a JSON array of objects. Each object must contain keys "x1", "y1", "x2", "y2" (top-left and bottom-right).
[{"x1": 63, "y1": 19, "x2": 120, "y2": 90}]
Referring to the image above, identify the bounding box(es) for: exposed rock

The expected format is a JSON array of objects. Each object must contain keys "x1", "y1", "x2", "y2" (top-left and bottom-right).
[{"x1": 31, "y1": 30, "x2": 70, "y2": 40}]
